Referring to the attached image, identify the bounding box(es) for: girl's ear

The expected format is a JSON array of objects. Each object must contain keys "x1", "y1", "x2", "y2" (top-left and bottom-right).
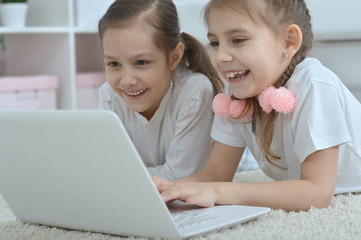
[
  {"x1": 169, "y1": 42, "x2": 185, "y2": 71},
  {"x1": 284, "y1": 24, "x2": 302, "y2": 58}
]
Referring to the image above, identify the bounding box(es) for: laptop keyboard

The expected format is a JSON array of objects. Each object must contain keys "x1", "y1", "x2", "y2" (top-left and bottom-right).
[{"x1": 172, "y1": 211, "x2": 223, "y2": 229}]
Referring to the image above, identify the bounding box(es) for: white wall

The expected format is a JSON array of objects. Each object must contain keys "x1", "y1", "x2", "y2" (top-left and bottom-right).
[
  {"x1": 307, "y1": 0, "x2": 361, "y2": 41},
  {"x1": 307, "y1": 0, "x2": 361, "y2": 102},
  {"x1": 174, "y1": 0, "x2": 210, "y2": 45}
]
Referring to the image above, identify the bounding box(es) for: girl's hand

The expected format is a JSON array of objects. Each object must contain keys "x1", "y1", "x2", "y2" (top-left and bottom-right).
[
  {"x1": 158, "y1": 182, "x2": 218, "y2": 208},
  {"x1": 152, "y1": 175, "x2": 174, "y2": 193},
  {"x1": 152, "y1": 175, "x2": 178, "y2": 205}
]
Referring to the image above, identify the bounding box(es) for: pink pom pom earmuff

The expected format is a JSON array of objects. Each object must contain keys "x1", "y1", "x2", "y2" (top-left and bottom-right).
[
  {"x1": 212, "y1": 86, "x2": 296, "y2": 119},
  {"x1": 259, "y1": 86, "x2": 296, "y2": 114},
  {"x1": 212, "y1": 93, "x2": 253, "y2": 119},
  {"x1": 212, "y1": 94, "x2": 232, "y2": 118}
]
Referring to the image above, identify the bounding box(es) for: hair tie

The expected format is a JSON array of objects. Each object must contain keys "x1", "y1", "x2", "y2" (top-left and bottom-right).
[
  {"x1": 212, "y1": 86, "x2": 296, "y2": 119},
  {"x1": 179, "y1": 29, "x2": 183, "y2": 34}
]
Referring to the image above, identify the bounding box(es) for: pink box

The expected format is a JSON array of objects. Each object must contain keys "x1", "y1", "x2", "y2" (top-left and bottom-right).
[
  {"x1": 0, "y1": 75, "x2": 58, "y2": 109},
  {"x1": 77, "y1": 72, "x2": 106, "y2": 109}
]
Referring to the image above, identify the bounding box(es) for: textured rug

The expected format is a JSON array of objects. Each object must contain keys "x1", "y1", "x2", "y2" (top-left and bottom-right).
[{"x1": 1, "y1": 170, "x2": 361, "y2": 240}]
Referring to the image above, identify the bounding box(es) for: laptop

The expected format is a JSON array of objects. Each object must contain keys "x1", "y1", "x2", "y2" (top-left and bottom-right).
[{"x1": 0, "y1": 110, "x2": 270, "y2": 239}]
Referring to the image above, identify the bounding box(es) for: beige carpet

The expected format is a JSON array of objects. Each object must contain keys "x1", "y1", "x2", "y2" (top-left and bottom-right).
[{"x1": 1, "y1": 170, "x2": 361, "y2": 240}]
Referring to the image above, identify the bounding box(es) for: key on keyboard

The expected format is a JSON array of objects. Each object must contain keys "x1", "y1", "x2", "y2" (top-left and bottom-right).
[{"x1": 172, "y1": 210, "x2": 222, "y2": 229}]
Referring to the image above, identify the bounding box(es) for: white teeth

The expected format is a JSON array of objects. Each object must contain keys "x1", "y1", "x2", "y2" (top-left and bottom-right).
[
  {"x1": 225, "y1": 70, "x2": 247, "y2": 78},
  {"x1": 124, "y1": 88, "x2": 147, "y2": 96}
]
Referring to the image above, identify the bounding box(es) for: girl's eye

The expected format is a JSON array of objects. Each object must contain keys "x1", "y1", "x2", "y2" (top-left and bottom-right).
[
  {"x1": 136, "y1": 60, "x2": 149, "y2": 66},
  {"x1": 233, "y1": 38, "x2": 246, "y2": 44},
  {"x1": 108, "y1": 61, "x2": 120, "y2": 67},
  {"x1": 209, "y1": 40, "x2": 219, "y2": 48}
]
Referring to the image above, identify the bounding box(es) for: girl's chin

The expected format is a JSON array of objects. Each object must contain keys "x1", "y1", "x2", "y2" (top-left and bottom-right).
[
  {"x1": 125, "y1": 103, "x2": 147, "y2": 112},
  {"x1": 231, "y1": 90, "x2": 249, "y2": 99}
]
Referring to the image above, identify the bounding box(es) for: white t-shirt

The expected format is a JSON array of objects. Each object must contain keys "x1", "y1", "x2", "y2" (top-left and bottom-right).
[
  {"x1": 211, "y1": 58, "x2": 361, "y2": 194},
  {"x1": 99, "y1": 65, "x2": 214, "y2": 181}
]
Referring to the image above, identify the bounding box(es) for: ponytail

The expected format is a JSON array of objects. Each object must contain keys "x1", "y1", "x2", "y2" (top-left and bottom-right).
[{"x1": 181, "y1": 32, "x2": 224, "y2": 96}]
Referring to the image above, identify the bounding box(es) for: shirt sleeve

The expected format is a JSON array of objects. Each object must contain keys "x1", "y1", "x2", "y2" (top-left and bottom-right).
[
  {"x1": 291, "y1": 78, "x2": 351, "y2": 163},
  {"x1": 147, "y1": 81, "x2": 214, "y2": 181},
  {"x1": 211, "y1": 115, "x2": 246, "y2": 148}
]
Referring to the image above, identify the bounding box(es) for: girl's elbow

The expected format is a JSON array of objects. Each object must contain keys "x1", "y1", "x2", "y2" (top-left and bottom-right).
[
  {"x1": 312, "y1": 198, "x2": 332, "y2": 209},
  {"x1": 309, "y1": 190, "x2": 334, "y2": 209}
]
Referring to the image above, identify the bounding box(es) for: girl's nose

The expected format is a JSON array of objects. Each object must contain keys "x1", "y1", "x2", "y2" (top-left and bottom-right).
[
  {"x1": 120, "y1": 68, "x2": 137, "y2": 87},
  {"x1": 216, "y1": 46, "x2": 233, "y2": 63}
]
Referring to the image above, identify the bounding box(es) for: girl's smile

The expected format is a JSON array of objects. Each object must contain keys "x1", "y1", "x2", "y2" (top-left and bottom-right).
[
  {"x1": 224, "y1": 70, "x2": 250, "y2": 83},
  {"x1": 123, "y1": 88, "x2": 148, "y2": 98}
]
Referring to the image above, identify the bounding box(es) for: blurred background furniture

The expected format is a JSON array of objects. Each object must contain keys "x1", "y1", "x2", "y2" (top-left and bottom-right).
[{"x1": 0, "y1": 0, "x2": 360, "y2": 110}]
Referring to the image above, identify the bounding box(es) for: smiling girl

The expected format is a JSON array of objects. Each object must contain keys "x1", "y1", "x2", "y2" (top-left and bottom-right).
[
  {"x1": 154, "y1": 0, "x2": 361, "y2": 211},
  {"x1": 98, "y1": 0, "x2": 224, "y2": 180}
]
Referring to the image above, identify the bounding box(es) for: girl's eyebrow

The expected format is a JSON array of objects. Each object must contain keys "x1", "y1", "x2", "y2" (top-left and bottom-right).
[
  {"x1": 103, "y1": 55, "x2": 115, "y2": 60},
  {"x1": 207, "y1": 32, "x2": 216, "y2": 39},
  {"x1": 132, "y1": 52, "x2": 154, "y2": 58},
  {"x1": 207, "y1": 27, "x2": 250, "y2": 38},
  {"x1": 103, "y1": 52, "x2": 154, "y2": 60}
]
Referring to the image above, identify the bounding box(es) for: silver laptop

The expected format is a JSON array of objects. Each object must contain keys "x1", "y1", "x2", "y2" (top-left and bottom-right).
[{"x1": 0, "y1": 110, "x2": 270, "y2": 239}]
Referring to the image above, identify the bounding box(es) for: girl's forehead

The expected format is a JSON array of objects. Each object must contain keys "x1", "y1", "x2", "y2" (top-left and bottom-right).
[
  {"x1": 206, "y1": 0, "x2": 269, "y2": 22},
  {"x1": 102, "y1": 25, "x2": 168, "y2": 59},
  {"x1": 207, "y1": 6, "x2": 265, "y2": 29},
  {"x1": 208, "y1": 3, "x2": 265, "y2": 23},
  {"x1": 104, "y1": 21, "x2": 155, "y2": 44}
]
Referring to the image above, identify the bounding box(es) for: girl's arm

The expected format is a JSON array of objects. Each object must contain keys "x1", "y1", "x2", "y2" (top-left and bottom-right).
[
  {"x1": 153, "y1": 141, "x2": 243, "y2": 206},
  {"x1": 156, "y1": 144, "x2": 339, "y2": 211}
]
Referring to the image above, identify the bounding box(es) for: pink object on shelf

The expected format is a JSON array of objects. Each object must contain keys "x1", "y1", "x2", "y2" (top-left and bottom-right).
[
  {"x1": 76, "y1": 72, "x2": 106, "y2": 109},
  {"x1": 0, "y1": 75, "x2": 59, "y2": 110},
  {"x1": 0, "y1": 75, "x2": 58, "y2": 92}
]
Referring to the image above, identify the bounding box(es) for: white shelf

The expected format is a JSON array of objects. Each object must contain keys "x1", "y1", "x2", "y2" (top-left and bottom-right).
[{"x1": 0, "y1": 0, "x2": 105, "y2": 109}]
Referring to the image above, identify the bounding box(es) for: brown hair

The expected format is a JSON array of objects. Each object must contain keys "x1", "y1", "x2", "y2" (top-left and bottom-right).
[
  {"x1": 98, "y1": 0, "x2": 224, "y2": 96},
  {"x1": 205, "y1": 0, "x2": 313, "y2": 166}
]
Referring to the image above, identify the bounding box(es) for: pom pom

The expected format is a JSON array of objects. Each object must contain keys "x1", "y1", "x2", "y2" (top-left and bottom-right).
[
  {"x1": 270, "y1": 87, "x2": 296, "y2": 113},
  {"x1": 259, "y1": 85, "x2": 296, "y2": 114},
  {"x1": 259, "y1": 86, "x2": 276, "y2": 113},
  {"x1": 229, "y1": 99, "x2": 253, "y2": 119},
  {"x1": 212, "y1": 93, "x2": 232, "y2": 118}
]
